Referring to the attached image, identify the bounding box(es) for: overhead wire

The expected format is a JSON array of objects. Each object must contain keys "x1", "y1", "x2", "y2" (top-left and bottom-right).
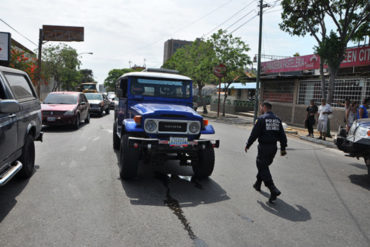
[
  {"x1": 0, "y1": 18, "x2": 38, "y2": 47},
  {"x1": 203, "y1": 0, "x2": 258, "y2": 37},
  {"x1": 140, "y1": 0, "x2": 234, "y2": 50}
]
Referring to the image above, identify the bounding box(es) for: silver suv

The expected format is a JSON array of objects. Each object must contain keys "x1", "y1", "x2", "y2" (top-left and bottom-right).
[{"x1": 0, "y1": 66, "x2": 42, "y2": 186}]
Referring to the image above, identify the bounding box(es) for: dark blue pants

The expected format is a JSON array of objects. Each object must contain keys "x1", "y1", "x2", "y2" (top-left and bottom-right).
[{"x1": 256, "y1": 144, "x2": 277, "y2": 186}]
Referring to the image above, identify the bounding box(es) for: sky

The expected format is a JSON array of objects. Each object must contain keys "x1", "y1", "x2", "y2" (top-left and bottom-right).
[{"x1": 1, "y1": 0, "x2": 320, "y2": 85}]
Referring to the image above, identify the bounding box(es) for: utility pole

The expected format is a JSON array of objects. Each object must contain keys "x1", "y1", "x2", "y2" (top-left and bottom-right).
[
  {"x1": 253, "y1": 0, "x2": 269, "y2": 123},
  {"x1": 37, "y1": 28, "x2": 43, "y2": 98}
]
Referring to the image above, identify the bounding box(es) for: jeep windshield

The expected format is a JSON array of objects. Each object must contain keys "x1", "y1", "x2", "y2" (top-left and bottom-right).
[
  {"x1": 43, "y1": 94, "x2": 78, "y2": 104},
  {"x1": 130, "y1": 78, "x2": 191, "y2": 99}
]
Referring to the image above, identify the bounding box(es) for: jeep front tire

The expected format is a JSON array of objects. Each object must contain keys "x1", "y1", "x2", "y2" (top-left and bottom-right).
[
  {"x1": 113, "y1": 122, "x2": 120, "y2": 150},
  {"x1": 119, "y1": 134, "x2": 139, "y2": 179},
  {"x1": 193, "y1": 143, "x2": 215, "y2": 179}
]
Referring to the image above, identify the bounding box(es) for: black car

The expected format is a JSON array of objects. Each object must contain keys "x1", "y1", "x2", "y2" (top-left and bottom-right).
[{"x1": 0, "y1": 66, "x2": 43, "y2": 186}]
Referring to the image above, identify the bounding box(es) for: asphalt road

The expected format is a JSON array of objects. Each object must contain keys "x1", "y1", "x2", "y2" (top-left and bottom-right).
[{"x1": 1, "y1": 113, "x2": 369, "y2": 247}]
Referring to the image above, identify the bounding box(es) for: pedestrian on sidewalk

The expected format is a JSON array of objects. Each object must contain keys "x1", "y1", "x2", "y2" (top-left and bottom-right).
[
  {"x1": 357, "y1": 98, "x2": 369, "y2": 119},
  {"x1": 346, "y1": 101, "x2": 358, "y2": 132},
  {"x1": 305, "y1": 99, "x2": 318, "y2": 137},
  {"x1": 317, "y1": 98, "x2": 332, "y2": 141},
  {"x1": 245, "y1": 102, "x2": 287, "y2": 203}
]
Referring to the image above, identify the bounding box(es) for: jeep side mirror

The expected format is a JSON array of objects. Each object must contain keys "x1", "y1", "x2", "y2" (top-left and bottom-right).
[{"x1": 0, "y1": 100, "x2": 20, "y2": 113}]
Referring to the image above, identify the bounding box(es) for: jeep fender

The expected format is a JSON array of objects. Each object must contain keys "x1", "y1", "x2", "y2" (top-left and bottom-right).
[
  {"x1": 122, "y1": 119, "x2": 144, "y2": 133},
  {"x1": 201, "y1": 124, "x2": 215, "y2": 135}
]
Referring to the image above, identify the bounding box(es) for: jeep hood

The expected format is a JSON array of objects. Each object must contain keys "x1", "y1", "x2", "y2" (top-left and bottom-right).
[{"x1": 132, "y1": 103, "x2": 202, "y2": 119}]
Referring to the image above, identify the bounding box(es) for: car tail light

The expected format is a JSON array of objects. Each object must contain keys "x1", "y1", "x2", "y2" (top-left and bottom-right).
[{"x1": 134, "y1": 115, "x2": 142, "y2": 125}]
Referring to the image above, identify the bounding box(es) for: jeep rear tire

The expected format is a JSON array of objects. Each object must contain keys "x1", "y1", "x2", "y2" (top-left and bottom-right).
[
  {"x1": 18, "y1": 134, "x2": 35, "y2": 178},
  {"x1": 113, "y1": 122, "x2": 120, "y2": 150},
  {"x1": 119, "y1": 134, "x2": 139, "y2": 179},
  {"x1": 193, "y1": 143, "x2": 215, "y2": 179}
]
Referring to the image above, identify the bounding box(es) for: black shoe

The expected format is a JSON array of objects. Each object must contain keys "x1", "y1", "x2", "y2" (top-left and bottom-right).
[
  {"x1": 268, "y1": 186, "x2": 281, "y2": 203},
  {"x1": 253, "y1": 181, "x2": 262, "y2": 192}
]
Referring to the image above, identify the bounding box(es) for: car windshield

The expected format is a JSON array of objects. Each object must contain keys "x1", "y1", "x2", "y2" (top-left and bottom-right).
[
  {"x1": 82, "y1": 84, "x2": 96, "y2": 90},
  {"x1": 85, "y1": 93, "x2": 103, "y2": 100},
  {"x1": 43, "y1": 94, "x2": 78, "y2": 104},
  {"x1": 131, "y1": 78, "x2": 191, "y2": 99}
]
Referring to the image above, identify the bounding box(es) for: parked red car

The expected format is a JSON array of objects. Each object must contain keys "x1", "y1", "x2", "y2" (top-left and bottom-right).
[{"x1": 41, "y1": 92, "x2": 90, "y2": 129}]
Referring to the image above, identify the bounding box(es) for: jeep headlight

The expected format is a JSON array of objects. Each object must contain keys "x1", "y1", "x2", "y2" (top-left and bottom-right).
[
  {"x1": 144, "y1": 119, "x2": 157, "y2": 133},
  {"x1": 189, "y1": 122, "x2": 200, "y2": 134}
]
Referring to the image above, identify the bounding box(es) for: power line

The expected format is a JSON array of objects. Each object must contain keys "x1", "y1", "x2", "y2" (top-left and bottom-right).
[
  {"x1": 230, "y1": 14, "x2": 259, "y2": 34},
  {"x1": 140, "y1": 0, "x2": 234, "y2": 50},
  {"x1": 225, "y1": 9, "x2": 256, "y2": 31},
  {"x1": 0, "y1": 18, "x2": 37, "y2": 47},
  {"x1": 203, "y1": 0, "x2": 258, "y2": 37}
]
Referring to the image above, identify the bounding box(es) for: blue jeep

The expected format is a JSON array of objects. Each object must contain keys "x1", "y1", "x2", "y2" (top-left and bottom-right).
[{"x1": 113, "y1": 68, "x2": 219, "y2": 180}]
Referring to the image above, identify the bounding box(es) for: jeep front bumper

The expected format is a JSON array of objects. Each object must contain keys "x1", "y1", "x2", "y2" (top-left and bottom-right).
[{"x1": 127, "y1": 137, "x2": 220, "y2": 152}]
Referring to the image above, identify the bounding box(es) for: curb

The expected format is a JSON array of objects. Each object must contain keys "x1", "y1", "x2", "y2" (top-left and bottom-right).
[{"x1": 299, "y1": 136, "x2": 337, "y2": 148}]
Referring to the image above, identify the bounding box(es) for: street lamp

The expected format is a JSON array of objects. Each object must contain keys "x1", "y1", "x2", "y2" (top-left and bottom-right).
[{"x1": 78, "y1": 52, "x2": 93, "y2": 56}]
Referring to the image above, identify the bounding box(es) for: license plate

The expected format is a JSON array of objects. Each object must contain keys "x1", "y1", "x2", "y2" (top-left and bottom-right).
[
  {"x1": 47, "y1": 117, "x2": 56, "y2": 121},
  {"x1": 169, "y1": 137, "x2": 188, "y2": 146}
]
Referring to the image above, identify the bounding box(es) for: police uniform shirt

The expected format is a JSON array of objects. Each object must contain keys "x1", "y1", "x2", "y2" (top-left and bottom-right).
[{"x1": 246, "y1": 111, "x2": 287, "y2": 150}]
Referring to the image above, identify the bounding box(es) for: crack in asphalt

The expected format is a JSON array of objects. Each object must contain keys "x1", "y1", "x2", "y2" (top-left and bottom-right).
[{"x1": 155, "y1": 173, "x2": 208, "y2": 247}]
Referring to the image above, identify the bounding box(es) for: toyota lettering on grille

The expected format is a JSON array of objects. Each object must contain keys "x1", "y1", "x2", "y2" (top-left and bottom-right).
[{"x1": 164, "y1": 124, "x2": 182, "y2": 129}]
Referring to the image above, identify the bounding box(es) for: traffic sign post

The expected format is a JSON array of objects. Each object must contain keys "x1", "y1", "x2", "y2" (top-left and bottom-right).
[{"x1": 213, "y1": 64, "x2": 227, "y2": 118}]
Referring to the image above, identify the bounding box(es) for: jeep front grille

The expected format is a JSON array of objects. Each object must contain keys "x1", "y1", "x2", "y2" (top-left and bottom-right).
[{"x1": 158, "y1": 122, "x2": 187, "y2": 132}]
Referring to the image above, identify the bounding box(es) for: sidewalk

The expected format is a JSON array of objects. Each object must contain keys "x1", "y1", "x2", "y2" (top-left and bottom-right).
[{"x1": 197, "y1": 106, "x2": 337, "y2": 148}]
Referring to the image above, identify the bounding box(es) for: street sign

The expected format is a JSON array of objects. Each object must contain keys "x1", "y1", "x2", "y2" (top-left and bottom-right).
[
  {"x1": 213, "y1": 64, "x2": 227, "y2": 78},
  {"x1": 0, "y1": 32, "x2": 11, "y2": 65},
  {"x1": 42, "y1": 25, "x2": 84, "y2": 42}
]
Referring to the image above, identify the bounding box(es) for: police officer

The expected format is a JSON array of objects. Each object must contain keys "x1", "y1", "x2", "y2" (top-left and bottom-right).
[{"x1": 245, "y1": 102, "x2": 287, "y2": 203}]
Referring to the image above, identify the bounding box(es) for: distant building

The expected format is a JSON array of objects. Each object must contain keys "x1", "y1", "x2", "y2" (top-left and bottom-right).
[
  {"x1": 99, "y1": 84, "x2": 106, "y2": 93},
  {"x1": 163, "y1": 39, "x2": 192, "y2": 64}
]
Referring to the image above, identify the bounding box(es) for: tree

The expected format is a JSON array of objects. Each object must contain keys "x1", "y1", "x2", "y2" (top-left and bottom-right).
[
  {"x1": 280, "y1": 0, "x2": 370, "y2": 103},
  {"x1": 9, "y1": 49, "x2": 38, "y2": 86},
  {"x1": 104, "y1": 68, "x2": 140, "y2": 92},
  {"x1": 209, "y1": 29, "x2": 251, "y2": 116},
  {"x1": 163, "y1": 39, "x2": 217, "y2": 113},
  {"x1": 42, "y1": 44, "x2": 81, "y2": 91},
  {"x1": 79, "y1": 69, "x2": 94, "y2": 83}
]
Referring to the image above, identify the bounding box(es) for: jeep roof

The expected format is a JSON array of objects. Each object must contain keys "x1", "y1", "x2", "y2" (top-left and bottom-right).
[{"x1": 119, "y1": 71, "x2": 191, "y2": 81}]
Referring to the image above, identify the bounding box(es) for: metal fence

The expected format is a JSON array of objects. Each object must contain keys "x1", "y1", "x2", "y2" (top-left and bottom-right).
[{"x1": 298, "y1": 78, "x2": 370, "y2": 107}]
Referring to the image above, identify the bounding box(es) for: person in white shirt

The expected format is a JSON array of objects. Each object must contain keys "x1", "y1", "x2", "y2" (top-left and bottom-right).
[{"x1": 317, "y1": 98, "x2": 332, "y2": 140}]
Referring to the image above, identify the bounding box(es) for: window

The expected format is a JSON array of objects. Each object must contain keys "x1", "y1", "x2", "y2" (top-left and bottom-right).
[
  {"x1": 298, "y1": 78, "x2": 370, "y2": 107},
  {"x1": 131, "y1": 77, "x2": 191, "y2": 99},
  {"x1": 4, "y1": 73, "x2": 35, "y2": 100},
  {"x1": 0, "y1": 78, "x2": 6, "y2": 99}
]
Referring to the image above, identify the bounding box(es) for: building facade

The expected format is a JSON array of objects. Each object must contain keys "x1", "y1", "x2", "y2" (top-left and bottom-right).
[
  {"x1": 163, "y1": 39, "x2": 192, "y2": 64},
  {"x1": 259, "y1": 45, "x2": 370, "y2": 130}
]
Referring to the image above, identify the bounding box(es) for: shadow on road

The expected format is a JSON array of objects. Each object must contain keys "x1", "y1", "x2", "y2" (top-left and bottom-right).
[
  {"x1": 257, "y1": 191, "x2": 311, "y2": 222},
  {"x1": 114, "y1": 150, "x2": 230, "y2": 207},
  {"x1": 0, "y1": 177, "x2": 30, "y2": 223},
  {"x1": 346, "y1": 163, "x2": 367, "y2": 170},
  {"x1": 348, "y1": 174, "x2": 370, "y2": 190}
]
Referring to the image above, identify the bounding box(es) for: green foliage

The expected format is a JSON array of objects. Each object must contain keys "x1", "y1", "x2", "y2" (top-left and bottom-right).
[
  {"x1": 210, "y1": 29, "x2": 251, "y2": 83},
  {"x1": 79, "y1": 69, "x2": 95, "y2": 83},
  {"x1": 163, "y1": 39, "x2": 217, "y2": 89},
  {"x1": 42, "y1": 44, "x2": 81, "y2": 91},
  {"x1": 315, "y1": 31, "x2": 345, "y2": 69},
  {"x1": 104, "y1": 68, "x2": 140, "y2": 92}
]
